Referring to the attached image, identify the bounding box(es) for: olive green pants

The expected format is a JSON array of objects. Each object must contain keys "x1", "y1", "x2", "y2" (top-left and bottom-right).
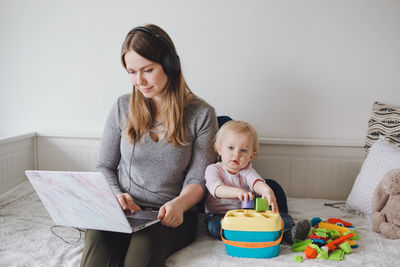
[{"x1": 80, "y1": 212, "x2": 197, "y2": 267}]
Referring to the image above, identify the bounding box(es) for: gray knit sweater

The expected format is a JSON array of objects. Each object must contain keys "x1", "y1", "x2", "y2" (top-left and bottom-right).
[{"x1": 96, "y1": 94, "x2": 218, "y2": 209}]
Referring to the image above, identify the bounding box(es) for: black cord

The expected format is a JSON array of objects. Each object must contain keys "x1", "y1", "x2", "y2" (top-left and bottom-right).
[
  {"x1": 324, "y1": 201, "x2": 347, "y2": 209},
  {"x1": 50, "y1": 225, "x2": 84, "y2": 245},
  {"x1": 128, "y1": 141, "x2": 135, "y2": 193}
]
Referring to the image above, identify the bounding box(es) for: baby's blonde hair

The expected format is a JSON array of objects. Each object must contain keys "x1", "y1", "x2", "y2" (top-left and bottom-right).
[{"x1": 215, "y1": 120, "x2": 259, "y2": 156}]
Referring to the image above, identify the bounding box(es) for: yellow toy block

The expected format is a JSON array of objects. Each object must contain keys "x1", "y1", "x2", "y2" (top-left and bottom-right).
[
  {"x1": 318, "y1": 222, "x2": 349, "y2": 235},
  {"x1": 348, "y1": 240, "x2": 358, "y2": 247}
]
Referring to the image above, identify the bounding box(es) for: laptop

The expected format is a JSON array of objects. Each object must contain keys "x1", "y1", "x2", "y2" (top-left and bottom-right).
[{"x1": 25, "y1": 170, "x2": 160, "y2": 233}]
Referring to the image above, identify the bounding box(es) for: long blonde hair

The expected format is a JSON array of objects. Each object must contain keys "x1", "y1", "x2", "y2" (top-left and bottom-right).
[{"x1": 121, "y1": 24, "x2": 192, "y2": 146}]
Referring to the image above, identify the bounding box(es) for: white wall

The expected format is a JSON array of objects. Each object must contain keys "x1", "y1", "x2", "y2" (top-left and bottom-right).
[{"x1": 1, "y1": 0, "x2": 399, "y2": 141}]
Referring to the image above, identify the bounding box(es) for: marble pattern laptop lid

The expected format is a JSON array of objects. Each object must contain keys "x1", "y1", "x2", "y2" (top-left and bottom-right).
[{"x1": 25, "y1": 171, "x2": 134, "y2": 233}]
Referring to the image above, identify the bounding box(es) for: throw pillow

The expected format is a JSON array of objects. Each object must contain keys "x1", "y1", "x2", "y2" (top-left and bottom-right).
[
  {"x1": 365, "y1": 102, "x2": 400, "y2": 152},
  {"x1": 346, "y1": 136, "x2": 400, "y2": 215}
]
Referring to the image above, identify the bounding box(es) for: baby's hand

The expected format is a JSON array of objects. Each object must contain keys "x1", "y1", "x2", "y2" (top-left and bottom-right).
[
  {"x1": 237, "y1": 191, "x2": 254, "y2": 203},
  {"x1": 261, "y1": 189, "x2": 278, "y2": 213}
]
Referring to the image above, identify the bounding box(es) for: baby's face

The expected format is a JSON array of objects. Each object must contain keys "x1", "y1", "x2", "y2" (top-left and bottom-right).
[{"x1": 217, "y1": 132, "x2": 256, "y2": 174}]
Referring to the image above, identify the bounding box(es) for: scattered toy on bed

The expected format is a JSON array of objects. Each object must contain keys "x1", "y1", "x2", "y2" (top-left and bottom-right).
[
  {"x1": 371, "y1": 168, "x2": 400, "y2": 239},
  {"x1": 291, "y1": 217, "x2": 359, "y2": 262}
]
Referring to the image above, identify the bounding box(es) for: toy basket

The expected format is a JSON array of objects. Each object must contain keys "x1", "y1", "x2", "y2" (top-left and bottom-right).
[{"x1": 221, "y1": 209, "x2": 283, "y2": 258}]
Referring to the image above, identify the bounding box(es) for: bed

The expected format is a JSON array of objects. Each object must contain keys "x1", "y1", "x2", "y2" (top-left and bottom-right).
[
  {"x1": 2, "y1": 102, "x2": 400, "y2": 266},
  {"x1": 1, "y1": 180, "x2": 398, "y2": 267}
]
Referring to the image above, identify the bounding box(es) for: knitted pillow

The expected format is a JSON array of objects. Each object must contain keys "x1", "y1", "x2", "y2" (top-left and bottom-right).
[
  {"x1": 365, "y1": 102, "x2": 400, "y2": 152},
  {"x1": 346, "y1": 137, "x2": 400, "y2": 215}
]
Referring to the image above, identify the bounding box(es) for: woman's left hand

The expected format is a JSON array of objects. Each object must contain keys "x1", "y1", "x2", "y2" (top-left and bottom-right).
[{"x1": 158, "y1": 199, "x2": 184, "y2": 228}]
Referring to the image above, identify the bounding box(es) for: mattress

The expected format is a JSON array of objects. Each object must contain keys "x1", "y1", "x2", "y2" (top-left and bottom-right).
[{"x1": 1, "y1": 181, "x2": 399, "y2": 267}]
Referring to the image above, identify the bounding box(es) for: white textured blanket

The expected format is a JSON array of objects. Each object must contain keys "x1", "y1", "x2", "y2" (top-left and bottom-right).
[{"x1": 1, "y1": 181, "x2": 399, "y2": 267}]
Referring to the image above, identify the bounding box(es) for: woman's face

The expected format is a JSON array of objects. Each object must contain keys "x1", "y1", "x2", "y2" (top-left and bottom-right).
[{"x1": 125, "y1": 50, "x2": 168, "y2": 102}]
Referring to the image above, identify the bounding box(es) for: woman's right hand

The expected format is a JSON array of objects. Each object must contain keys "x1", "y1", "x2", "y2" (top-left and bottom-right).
[{"x1": 116, "y1": 193, "x2": 142, "y2": 213}]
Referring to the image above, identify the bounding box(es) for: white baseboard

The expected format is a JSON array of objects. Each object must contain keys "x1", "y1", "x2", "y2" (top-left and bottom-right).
[
  {"x1": 0, "y1": 133, "x2": 366, "y2": 199},
  {"x1": 0, "y1": 134, "x2": 36, "y2": 195}
]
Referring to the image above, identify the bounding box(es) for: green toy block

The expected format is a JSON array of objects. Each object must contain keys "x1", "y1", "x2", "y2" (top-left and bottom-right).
[
  {"x1": 293, "y1": 255, "x2": 304, "y2": 262},
  {"x1": 329, "y1": 249, "x2": 345, "y2": 261},
  {"x1": 316, "y1": 228, "x2": 328, "y2": 238},
  {"x1": 308, "y1": 244, "x2": 321, "y2": 254},
  {"x1": 351, "y1": 231, "x2": 359, "y2": 240},
  {"x1": 255, "y1": 197, "x2": 269, "y2": 211},
  {"x1": 292, "y1": 239, "x2": 312, "y2": 252},
  {"x1": 317, "y1": 247, "x2": 329, "y2": 260},
  {"x1": 339, "y1": 241, "x2": 352, "y2": 254},
  {"x1": 327, "y1": 229, "x2": 341, "y2": 239},
  {"x1": 344, "y1": 230, "x2": 359, "y2": 240}
]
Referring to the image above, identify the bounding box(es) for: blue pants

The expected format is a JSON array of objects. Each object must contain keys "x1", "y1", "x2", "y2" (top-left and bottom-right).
[{"x1": 205, "y1": 178, "x2": 294, "y2": 239}]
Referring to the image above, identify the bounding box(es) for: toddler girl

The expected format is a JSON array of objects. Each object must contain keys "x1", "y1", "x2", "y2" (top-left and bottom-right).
[{"x1": 204, "y1": 120, "x2": 298, "y2": 242}]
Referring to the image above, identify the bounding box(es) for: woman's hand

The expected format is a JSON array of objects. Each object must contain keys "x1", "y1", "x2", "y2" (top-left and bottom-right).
[
  {"x1": 158, "y1": 183, "x2": 204, "y2": 228},
  {"x1": 116, "y1": 193, "x2": 142, "y2": 213},
  {"x1": 157, "y1": 199, "x2": 185, "y2": 228}
]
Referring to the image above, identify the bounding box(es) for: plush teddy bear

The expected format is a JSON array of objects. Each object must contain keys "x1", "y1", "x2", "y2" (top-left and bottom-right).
[{"x1": 371, "y1": 168, "x2": 400, "y2": 239}]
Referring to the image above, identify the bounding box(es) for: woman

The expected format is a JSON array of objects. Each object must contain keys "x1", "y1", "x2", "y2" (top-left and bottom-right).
[{"x1": 80, "y1": 24, "x2": 218, "y2": 267}]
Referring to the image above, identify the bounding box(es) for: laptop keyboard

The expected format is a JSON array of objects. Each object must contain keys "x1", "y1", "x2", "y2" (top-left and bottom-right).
[{"x1": 125, "y1": 210, "x2": 160, "y2": 230}]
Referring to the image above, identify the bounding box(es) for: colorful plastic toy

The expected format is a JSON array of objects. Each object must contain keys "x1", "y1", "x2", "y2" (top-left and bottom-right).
[
  {"x1": 317, "y1": 247, "x2": 329, "y2": 260},
  {"x1": 255, "y1": 197, "x2": 269, "y2": 211},
  {"x1": 241, "y1": 199, "x2": 254, "y2": 209},
  {"x1": 318, "y1": 221, "x2": 349, "y2": 235},
  {"x1": 327, "y1": 218, "x2": 353, "y2": 227},
  {"x1": 309, "y1": 234, "x2": 328, "y2": 241},
  {"x1": 327, "y1": 229, "x2": 341, "y2": 239},
  {"x1": 348, "y1": 240, "x2": 358, "y2": 248},
  {"x1": 292, "y1": 217, "x2": 359, "y2": 262},
  {"x1": 311, "y1": 217, "x2": 322, "y2": 227},
  {"x1": 221, "y1": 209, "x2": 282, "y2": 258},
  {"x1": 312, "y1": 239, "x2": 326, "y2": 245},
  {"x1": 308, "y1": 244, "x2": 321, "y2": 254},
  {"x1": 339, "y1": 241, "x2": 352, "y2": 254},
  {"x1": 315, "y1": 228, "x2": 328, "y2": 237},
  {"x1": 293, "y1": 255, "x2": 304, "y2": 262},
  {"x1": 329, "y1": 249, "x2": 344, "y2": 261},
  {"x1": 292, "y1": 239, "x2": 312, "y2": 252},
  {"x1": 326, "y1": 232, "x2": 354, "y2": 251},
  {"x1": 304, "y1": 245, "x2": 318, "y2": 259},
  {"x1": 344, "y1": 230, "x2": 359, "y2": 240}
]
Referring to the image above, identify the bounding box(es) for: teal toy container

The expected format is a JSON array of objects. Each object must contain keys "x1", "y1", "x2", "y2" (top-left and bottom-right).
[{"x1": 221, "y1": 209, "x2": 283, "y2": 258}]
